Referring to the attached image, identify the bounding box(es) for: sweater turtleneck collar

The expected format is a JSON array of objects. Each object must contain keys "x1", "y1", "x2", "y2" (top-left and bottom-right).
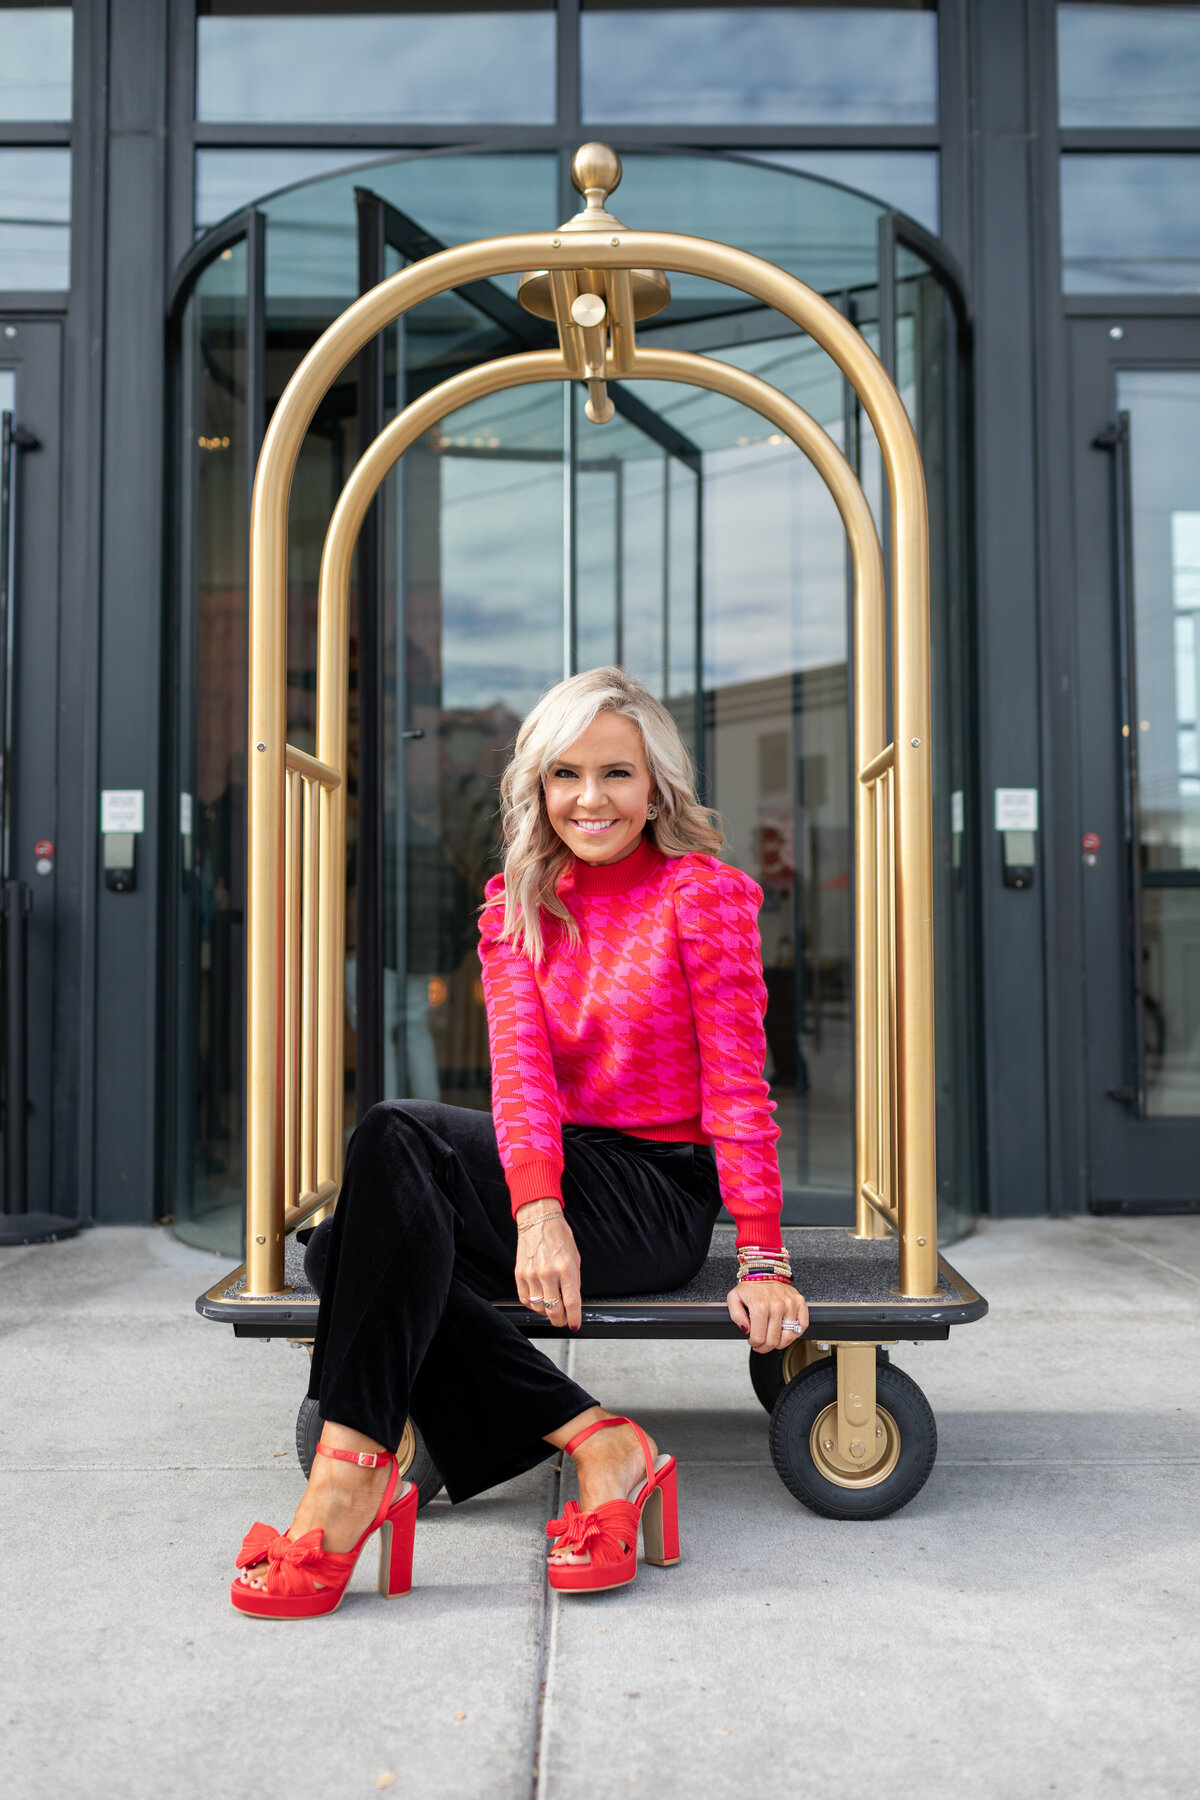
[{"x1": 567, "y1": 833, "x2": 663, "y2": 897}]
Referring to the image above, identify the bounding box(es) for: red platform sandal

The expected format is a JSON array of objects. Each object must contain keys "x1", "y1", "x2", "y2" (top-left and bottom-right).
[
  {"x1": 230, "y1": 1444, "x2": 418, "y2": 1619},
  {"x1": 546, "y1": 1416, "x2": 679, "y2": 1593}
]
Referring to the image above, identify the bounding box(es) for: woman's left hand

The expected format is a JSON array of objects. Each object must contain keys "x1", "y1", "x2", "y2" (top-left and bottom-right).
[{"x1": 727, "y1": 1279, "x2": 809, "y2": 1353}]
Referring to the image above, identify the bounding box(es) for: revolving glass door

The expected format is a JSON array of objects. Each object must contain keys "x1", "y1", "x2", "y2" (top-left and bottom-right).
[{"x1": 169, "y1": 150, "x2": 978, "y2": 1254}]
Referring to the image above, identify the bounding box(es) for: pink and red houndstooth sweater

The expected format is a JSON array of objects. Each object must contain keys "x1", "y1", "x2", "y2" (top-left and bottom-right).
[{"x1": 477, "y1": 835, "x2": 783, "y2": 1251}]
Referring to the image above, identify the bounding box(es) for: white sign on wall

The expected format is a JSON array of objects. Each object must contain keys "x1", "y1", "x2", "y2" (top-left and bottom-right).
[
  {"x1": 100, "y1": 789, "x2": 145, "y2": 834},
  {"x1": 994, "y1": 787, "x2": 1038, "y2": 832}
]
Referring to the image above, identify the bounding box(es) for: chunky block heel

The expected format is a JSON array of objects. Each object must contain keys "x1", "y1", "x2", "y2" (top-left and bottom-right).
[
  {"x1": 640, "y1": 1459, "x2": 680, "y2": 1566},
  {"x1": 546, "y1": 1416, "x2": 680, "y2": 1593},
  {"x1": 376, "y1": 1481, "x2": 419, "y2": 1597},
  {"x1": 231, "y1": 1442, "x2": 417, "y2": 1619}
]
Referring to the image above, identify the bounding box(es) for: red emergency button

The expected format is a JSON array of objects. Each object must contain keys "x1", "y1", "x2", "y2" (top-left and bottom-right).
[
  {"x1": 1082, "y1": 832, "x2": 1101, "y2": 853},
  {"x1": 34, "y1": 838, "x2": 53, "y2": 858}
]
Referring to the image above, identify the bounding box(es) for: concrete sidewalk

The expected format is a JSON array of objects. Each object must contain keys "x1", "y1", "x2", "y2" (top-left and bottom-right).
[{"x1": 1, "y1": 1214, "x2": 1197, "y2": 1800}]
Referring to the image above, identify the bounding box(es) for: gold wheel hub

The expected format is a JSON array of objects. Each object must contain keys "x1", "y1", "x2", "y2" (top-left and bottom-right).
[
  {"x1": 810, "y1": 1403, "x2": 901, "y2": 1490},
  {"x1": 396, "y1": 1418, "x2": 416, "y2": 1479},
  {"x1": 781, "y1": 1340, "x2": 827, "y2": 1383}
]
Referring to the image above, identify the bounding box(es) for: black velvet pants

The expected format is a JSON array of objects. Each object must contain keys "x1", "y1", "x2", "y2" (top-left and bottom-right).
[{"x1": 305, "y1": 1099, "x2": 722, "y2": 1503}]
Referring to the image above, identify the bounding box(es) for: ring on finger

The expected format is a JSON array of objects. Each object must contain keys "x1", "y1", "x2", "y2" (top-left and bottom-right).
[
  {"x1": 529, "y1": 1296, "x2": 545, "y2": 1307},
  {"x1": 781, "y1": 1317, "x2": 805, "y2": 1333}
]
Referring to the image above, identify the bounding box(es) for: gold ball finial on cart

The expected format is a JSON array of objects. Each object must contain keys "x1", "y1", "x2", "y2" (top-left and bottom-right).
[
  {"x1": 570, "y1": 143, "x2": 623, "y2": 215},
  {"x1": 517, "y1": 142, "x2": 670, "y2": 325}
]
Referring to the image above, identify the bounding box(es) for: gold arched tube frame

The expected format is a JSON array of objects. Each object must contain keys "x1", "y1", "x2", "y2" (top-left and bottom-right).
[{"x1": 245, "y1": 230, "x2": 936, "y2": 1300}]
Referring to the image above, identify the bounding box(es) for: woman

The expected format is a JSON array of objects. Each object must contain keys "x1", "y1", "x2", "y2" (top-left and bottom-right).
[{"x1": 231, "y1": 667, "x2": 809, "y2": 1618}]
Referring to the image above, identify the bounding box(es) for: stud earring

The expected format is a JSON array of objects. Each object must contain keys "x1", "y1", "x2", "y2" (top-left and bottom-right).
[{"x1": 646, "y1": 804, "x2": 658, "y2": 820}]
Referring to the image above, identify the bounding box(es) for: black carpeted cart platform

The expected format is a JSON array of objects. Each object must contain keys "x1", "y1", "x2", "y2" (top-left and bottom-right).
[{"x1": 197, "y1": 1225, "x2": 986, "y2": 1520}]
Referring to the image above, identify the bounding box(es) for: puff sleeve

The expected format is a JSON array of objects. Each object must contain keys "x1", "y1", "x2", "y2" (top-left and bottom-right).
[
  {"x1": 673, "y1": 858, "x2": 784, "y2": 1251},
  {"x1": 478, "y1": 876, "x2": 565, "y2": 1215}
]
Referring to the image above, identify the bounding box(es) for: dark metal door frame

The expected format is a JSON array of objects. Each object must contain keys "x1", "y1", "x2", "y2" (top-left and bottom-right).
[
  {"x1": 0, "y1": 322, "x2": 66, "y2": 1220},
  {"x1": 1073, "y1": 314, "x2": 1200, "y2": 1208}
]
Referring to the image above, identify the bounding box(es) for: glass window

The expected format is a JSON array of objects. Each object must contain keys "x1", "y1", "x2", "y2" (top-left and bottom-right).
[
  {"x1": 196, "y1": 1, "x2": 555, "y2": 125},
  {"x1": 0, "y1": 147, "x2": 70, "y2": 289},
  {"x1": 1059, "y1": 3, "x2": 1200, "y2": 128},
  {"x1": 581, "y1": 2, "x2": 938, "y2": 126},
  {"x1": 1061, "y1": 154, "x2": 1200, "y2": 293},
  {"x1": 0, "y1": 4, "x2": 72, "y2": 122},
  {"x1": 738, "y1": 150, "x2": 939, "y2": 233},
  {"x1": 195, "y1": 149, "x2": 379, "y2": 232}
]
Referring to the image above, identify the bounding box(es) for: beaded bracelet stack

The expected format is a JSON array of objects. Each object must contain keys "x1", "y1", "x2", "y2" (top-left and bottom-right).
[{"x1": 736, "y1": 1244, "x2": 792, "y2": 1285}]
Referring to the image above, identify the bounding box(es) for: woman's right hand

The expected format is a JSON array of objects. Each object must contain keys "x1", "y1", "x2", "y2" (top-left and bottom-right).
[{"x1": 514, "y1": 1201, "x2": 582, "y2": 1330}]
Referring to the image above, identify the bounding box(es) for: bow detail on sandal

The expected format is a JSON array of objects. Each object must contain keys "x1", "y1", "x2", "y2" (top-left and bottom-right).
[
  {"x1": 230, "y1": 1442, "x2": 419, "y2": 1620},
  {"x1": 234, "y1": 1524, "x2": 357, "y2": 1598},
  {"x1": 546, "y1": 1416, "x2": 681, "y2": 1594},
  {"x1": 546, "y1": 1498, "x2": 639, "y2": 1563}
]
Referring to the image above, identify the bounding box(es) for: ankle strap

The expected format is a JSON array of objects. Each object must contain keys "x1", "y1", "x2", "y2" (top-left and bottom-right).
[
  {"x1": 316, "y1": 1443, "x2": 394, "y2": 1469},
  {"x1": 563, "y1": 1416, "x2": 655, "y2": 1492}
]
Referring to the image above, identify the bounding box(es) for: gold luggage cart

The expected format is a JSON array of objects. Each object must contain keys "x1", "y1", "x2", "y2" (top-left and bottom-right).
[{"x1": 198, "y1": 147, "x2": 987, "y2": 1522}]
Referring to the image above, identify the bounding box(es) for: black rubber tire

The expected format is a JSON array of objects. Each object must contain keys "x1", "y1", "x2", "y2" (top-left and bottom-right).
[
  {"x1": 749, "y1": 1348, "x2": 790, "y2": 1412},
  {"x1": 295, "y1": 1395, "x2": 443, "y2": 1509},
  {"x1": 748, "y1": 1344, "x2": 887, "y2": 1413},
  {"x1": 768, "y1": 1358, "x2": 936, "y2": 1520}
]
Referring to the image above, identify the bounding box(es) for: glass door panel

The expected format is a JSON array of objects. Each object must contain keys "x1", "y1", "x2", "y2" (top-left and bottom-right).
[
  {"x1": 1121, "y1": 370, "x2": 1200, "y2": 1115},
  {"x1": 1075, "y1": 319, "x2": 1200, "y2": 1206},
  {"x1": 172, "y1": 243, "x2": 249, "y2": 1252},
  {"x1": 171, "y1": 152, "x2": 980, "y2": 1246},
  {"x1": 395, "y1": 384, "x2": 565, "y2": 1109},
  {"x1": 696, "y1": 354, "x2": 855, "y2": 1214}
]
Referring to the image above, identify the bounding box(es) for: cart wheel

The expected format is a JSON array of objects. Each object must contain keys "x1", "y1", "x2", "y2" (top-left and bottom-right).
[
  {"x1": 295, "y1": 1396, "x2": 443, "y2": 1509},
  {"x1": 749, "y1": 1342, "x2": 887, "y2": 1413},
  {"x1": 768, "y1": 1358, "x2": 935, "y2": 1520},
  {"x1": 748, "y1": 1342, "x2": 825, "y2": 1412}
]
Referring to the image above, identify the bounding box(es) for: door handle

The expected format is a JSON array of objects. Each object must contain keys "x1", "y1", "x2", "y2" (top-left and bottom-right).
[{"x1": 1093, "y1": 412, "x2": 1145, "y2": 1115}]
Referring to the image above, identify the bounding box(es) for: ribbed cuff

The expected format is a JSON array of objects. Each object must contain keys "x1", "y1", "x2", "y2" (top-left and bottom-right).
[
  {"x1": 732, "y1": 1220, "x2": 784, "y2": 1253},
  {"x1": 505, "y1": 1156, "x2": 565, "y2": 1213}
]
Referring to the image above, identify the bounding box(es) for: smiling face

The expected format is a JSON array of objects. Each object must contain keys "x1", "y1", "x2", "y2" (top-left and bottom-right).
[{"x1": 543, "y1": 712, "x2": 655, "y2": 866}]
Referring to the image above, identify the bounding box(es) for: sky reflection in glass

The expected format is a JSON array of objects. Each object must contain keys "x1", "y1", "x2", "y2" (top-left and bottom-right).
[
  {"x1": 582, "y1": 7, "x2": 937, "y2": 125},
  {"x1": 1062, "y1": 154, "x2": 1200, "y2": 294},
  {"x1": 1058, "y1": 3, "x2": 1200, "y2": 127},
  {"x1": 197, "y1": 12, "x2": 555, "y2": 124},
  {"x1": 437, "y1": 387, "x2": 564, "y2": 717},
  {"x1": 738, "y1": 151, "x2": 939, "y2": 234},
  {"x1": 0, "y1": 7, "x2": 72, "y2": 122},
  {"x1": 0, "y1": 148, "x2": 71, "y2": 288}
]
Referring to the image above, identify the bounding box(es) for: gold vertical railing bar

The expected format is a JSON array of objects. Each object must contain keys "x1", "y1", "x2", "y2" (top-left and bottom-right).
[
  {"x1": 318, "y1": 787, "x2": 343, "y2": 1226},
  {"x1": 887, "y1": 769, "x2": 901, "y2": 1245},
  {"x1": 606, "y1": 268, "x2": 637, "y2": 376},
  {"x1": 299, "y1": 776, "x2": 319, "y2": 1200},
  {"x1": 857, "y1": 778, "x2": 885, "y2": 1238},
  {"x1": 244, "y1": 222, "x2": 932, "y2": 1297},
  {"x1": 283, "y1": 769, "x2": 301, "y2": 1224},
  {"x1": 875, "y1": 774, "x2": 890, "y2": 1214},
  {"x1": 548, "y1": 271, "x2": 585, "y2": 377}
]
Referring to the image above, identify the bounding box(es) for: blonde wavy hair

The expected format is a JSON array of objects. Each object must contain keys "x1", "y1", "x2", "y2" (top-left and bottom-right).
[{"x1": 494, "y1": 666, "x2": 724, "y2": 962}]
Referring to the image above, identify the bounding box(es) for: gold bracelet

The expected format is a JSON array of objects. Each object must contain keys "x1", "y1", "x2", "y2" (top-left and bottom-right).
[{"x1": 517, "y1": 1209, "x2": 564, "y2": 1233}]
